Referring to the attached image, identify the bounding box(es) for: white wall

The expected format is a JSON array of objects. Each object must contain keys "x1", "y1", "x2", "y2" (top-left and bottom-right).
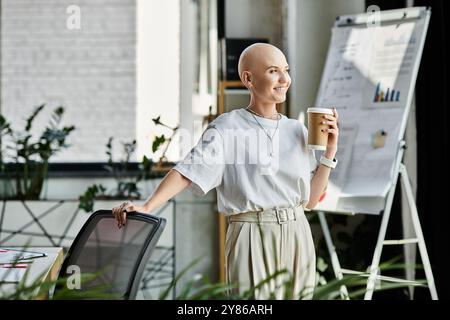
[
  {"x1": 1, "y1": 0, "x2": 137, "y2": 162},
  {"x1": 136, "y1": 0, "x2": 180, "y2": 162},
  {"x1": 293, "y1": 0, "x2": 365, "y2": 121},
  {"x1": 224, "y1": 0, "x2": 283, "y2": 112},
  {"x1": 223, "y1": 0, "x2": 365, "y2": 119},
  {"x1": 226, "y1": 0, "x2": 282, "y2": 47},
  {"x1": 1, "y1": 0, "x2": 182, "y2": 163},
  {"x1": 179, "y1": 0, "x2": 198, "y2": 155}
]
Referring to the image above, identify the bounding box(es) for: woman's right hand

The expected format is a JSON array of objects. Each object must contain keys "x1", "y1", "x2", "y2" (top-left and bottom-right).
[
  {"x1": 111, "y1": 170, "x2": 189, "y2": 229},
  {"x1": 112, "y1": 201, "x2": 149, "y2": 229}
]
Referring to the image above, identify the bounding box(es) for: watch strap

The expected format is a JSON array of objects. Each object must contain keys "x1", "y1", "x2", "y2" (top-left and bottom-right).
[{"x1": 319, "y1": 155, "x2": 338, "y2": 169}]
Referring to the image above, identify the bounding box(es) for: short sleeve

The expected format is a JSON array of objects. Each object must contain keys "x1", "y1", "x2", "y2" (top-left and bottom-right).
[
  {"x1": 172, "y1": 125, "x2": 225, "y2": 196},
  {"x1": 300, "y1": 123, "x2": 319, "y2": 180}
]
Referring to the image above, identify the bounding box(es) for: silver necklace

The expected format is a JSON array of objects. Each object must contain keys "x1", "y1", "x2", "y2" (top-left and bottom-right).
[
  {"x1": 245, "y1": 106, "x2": 282, "y2": 120},
  {"x1": 246, "y1": 107, "x2": 280, "y2": 157}
]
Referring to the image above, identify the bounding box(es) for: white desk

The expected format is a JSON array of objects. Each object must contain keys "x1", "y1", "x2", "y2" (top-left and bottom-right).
[{"x1": 0, "y1": 247, "x2": 64, "y2": 299}]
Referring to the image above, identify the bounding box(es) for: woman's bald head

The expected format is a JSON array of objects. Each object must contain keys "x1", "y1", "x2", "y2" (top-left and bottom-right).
[
  {"x1": 236, "y1": 43, "x2": 291, "y2": 105},
  {"x1": 238, "y1": 43, "x2": 287, "y2": 83}
]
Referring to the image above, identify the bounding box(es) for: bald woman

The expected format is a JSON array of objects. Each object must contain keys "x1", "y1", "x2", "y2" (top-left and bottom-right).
[{"x1": 112, "y1": 43, "x2": 340, "y2": 299}]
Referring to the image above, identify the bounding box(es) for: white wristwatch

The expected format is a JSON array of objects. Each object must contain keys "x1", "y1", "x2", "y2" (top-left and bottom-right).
[{"x1": 319, "y1": 155, "x2": 338, "y2": 169}]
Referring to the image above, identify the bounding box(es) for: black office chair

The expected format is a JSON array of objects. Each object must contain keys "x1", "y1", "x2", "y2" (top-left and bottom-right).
[{"x1": 54, "y1": 209, "x2": 166, "y2": 299}]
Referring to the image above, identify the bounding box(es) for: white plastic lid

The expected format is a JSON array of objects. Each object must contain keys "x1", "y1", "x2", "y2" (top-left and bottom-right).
[
  {"x1": 308, "y1": 144, "x2": 327, "y2": 151},
  {"x1": 307, "y1": 107, "x2": 334, "y2": 115}
]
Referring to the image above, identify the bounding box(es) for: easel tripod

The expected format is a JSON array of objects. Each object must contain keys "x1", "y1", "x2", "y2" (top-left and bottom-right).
[{"x1": 317, "y1": 140, "x2": 438, "y2": 300}]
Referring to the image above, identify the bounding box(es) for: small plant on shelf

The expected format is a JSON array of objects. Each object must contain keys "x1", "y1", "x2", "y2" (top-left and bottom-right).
[
  {"x1": 78, "y1": 115, "x2": 179, "y2": 212},
  {"x1": 151, "y1": 116, "x2": 179, "y2": 172},
  {"x1": 78, "y1": 137, "x2": 153, "y2": 212}
]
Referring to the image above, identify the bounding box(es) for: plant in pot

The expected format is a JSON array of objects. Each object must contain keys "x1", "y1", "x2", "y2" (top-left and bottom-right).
[
  {"x1": 78, "y1": 137, "x2": 153, "y2": 213},
  {"x1": 151, "y1": 116, "x2": 179, "y2": 172},
  {"x1": 78, "y1": 115, "x2": 179, "y2": 212},
  {"x1": 0, "y1": 104, "x2": 75, "y2": 200}
]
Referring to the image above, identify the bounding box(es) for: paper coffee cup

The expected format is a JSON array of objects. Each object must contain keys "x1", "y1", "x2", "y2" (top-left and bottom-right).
[{"x1": 307, "y1": 107, "x2": 334, "y2": 150}]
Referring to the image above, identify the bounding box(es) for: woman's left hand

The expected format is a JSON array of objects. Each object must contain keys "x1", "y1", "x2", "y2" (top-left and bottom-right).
[{"x1": 323, "y1": 107, "x2": 339, "y2": 155}]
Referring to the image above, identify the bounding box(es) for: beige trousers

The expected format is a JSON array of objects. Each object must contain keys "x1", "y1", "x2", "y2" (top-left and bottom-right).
[{"x1": 225, "y1": 205, "x2": 316, "y2": 300}]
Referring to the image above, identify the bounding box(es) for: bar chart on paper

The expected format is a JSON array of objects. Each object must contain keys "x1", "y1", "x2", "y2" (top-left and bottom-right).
[{"x1": 373, "y1": 82, "x2": 401, "y2": 103}]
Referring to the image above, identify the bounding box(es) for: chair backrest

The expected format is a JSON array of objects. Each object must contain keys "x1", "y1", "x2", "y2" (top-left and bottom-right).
[{"x1": 56, "y1": 210, "x2": 166, "y2": 299}]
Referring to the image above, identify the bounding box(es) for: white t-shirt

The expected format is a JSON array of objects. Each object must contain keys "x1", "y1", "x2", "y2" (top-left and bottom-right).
[{"x1": 173, "y1": 108, "x2": 318, "y2": 215}]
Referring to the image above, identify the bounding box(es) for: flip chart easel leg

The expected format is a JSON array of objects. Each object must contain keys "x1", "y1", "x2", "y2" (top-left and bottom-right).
[
  {"x1": 400, "y1": 164, "x2": 438, "y2": 300},
  {"x1": 318, "y1": 212, "x2": 349, "y2": 299},
  {"x1": 364, "y1": 169, "x2": 400, "y2": 300}
]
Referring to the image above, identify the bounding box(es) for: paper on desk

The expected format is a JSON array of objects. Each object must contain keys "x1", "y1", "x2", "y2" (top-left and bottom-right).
[
  {"x1": 0, "y1": 267, "x2": 27, "y2": 283},
  {"x1": 0, "y1": 248, "x2": 45, "y2": 263}
]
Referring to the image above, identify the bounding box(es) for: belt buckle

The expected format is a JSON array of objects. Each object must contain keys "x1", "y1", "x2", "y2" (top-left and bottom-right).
[{"x1": 276, "y1": 209, "x2": 288, "y2": 224}]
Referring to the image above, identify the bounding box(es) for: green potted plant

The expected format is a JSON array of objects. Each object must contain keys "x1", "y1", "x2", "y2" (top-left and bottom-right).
[
  {"x1": 0, "y1": 104, "x2": 75, "y2": 200},
  {"x1": 151, "y1": 116, "x2": 179, "y2": 173},
  {"x1": 78, "y1": 137, "x2": 153, "y2": 213},
  {"x1": 78, "y1": 115, "x2": 179, "y2": 213},
  {"x1": 156, "y1": 255, "x2": 426, "y2": 300}
]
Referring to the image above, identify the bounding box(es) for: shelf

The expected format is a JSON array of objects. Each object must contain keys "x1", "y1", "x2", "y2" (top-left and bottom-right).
[
  {"x1": 224, "y1": 89, "x2": 249, "y2": 95},
  {"x1": 218, "y1": 80, "x2": 246, "y2": 114}
]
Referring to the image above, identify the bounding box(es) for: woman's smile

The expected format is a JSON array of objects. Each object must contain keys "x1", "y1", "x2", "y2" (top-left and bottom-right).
[{"x1": 274, "y1": 86, "x2": 288, "y2": 93}]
